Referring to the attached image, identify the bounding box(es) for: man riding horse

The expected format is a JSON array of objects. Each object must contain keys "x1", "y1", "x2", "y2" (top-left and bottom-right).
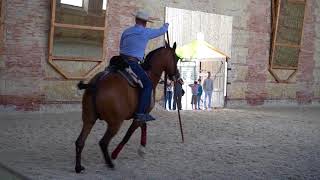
[
  {"x1": 75, "y1": 9, "x2": 177, "y2": 172},
  {"x1": 119, "y1": 9, "x2": 169, "y2": 122}
]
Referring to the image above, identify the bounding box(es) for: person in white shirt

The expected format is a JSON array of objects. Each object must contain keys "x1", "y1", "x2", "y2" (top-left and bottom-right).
[{"x1": 203, "y1": 72, "x2": 214, "y2": 109}]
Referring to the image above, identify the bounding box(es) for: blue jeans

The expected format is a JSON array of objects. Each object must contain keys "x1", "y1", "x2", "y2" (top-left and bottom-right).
[
  {"x1": 197, "y1": 95, "x2": 201, "y2": 109},
  {"x1": 165, "y1": 91, "x2": 173, "y2": 110},
  {"x1": 204, "y1": 91, "x2": 213, "y2": 108},
  {"x1": 127, "y1": 60, "x2": 152, "y2": 114}
]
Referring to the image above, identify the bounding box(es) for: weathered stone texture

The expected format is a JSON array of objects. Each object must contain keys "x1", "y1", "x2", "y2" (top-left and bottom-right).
[
  {"x1": 42, "y1": 81, "x2": 82, "y2": 102},
  {"x1": 227, "y1": 83, "x2": 247, "y2": 99},
  {"x1": 245, "y1": 0, "x2": 270, "y2": 105},
  {"x1": 266, "y1": 83, "x2": 297, "y2": 99},
  {"x1": 233, "y1": 66, "x2": 248, "y2": 82},
  {"x1": 296, "y1": 0, "x2": 316, "y2": 104},
  {"x1": 313, "y1": 0, "x2": 320, "y2": 100},
  {"x1": 0, "y1": 0, "x2": 50, "y2": 110}
]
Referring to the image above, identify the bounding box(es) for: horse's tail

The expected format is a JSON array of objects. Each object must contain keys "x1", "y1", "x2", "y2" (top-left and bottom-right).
[{"x1": 77, "y1": 81, "x2": 96, "y2": 91}]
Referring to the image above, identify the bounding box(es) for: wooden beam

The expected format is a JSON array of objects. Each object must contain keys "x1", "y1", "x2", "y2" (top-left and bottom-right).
[
  {"x1": 275, "y1": 43, "x2": 300, "y2": 48},
  {"x1": 286, "y1": 69, "x2": 298, "y2": 82},
  {"x1": 52, "y1": 56, "x2": 103, "y2": 62},
  {"x1": 299, "y1": 0, "x2": 308, "y2": 55},
  {"x1": 49, "y1": 0, "x2": 57, "y2": 57},
  {"x1": 271, "y1": 66, "x2": 298, "y2": 70},
  {"x1": 48, "y1": 57, "x2": 69, "y2": 79},
  {"x1": 270, "y1": 0, "x2": 282, "y2": 70},
  {"x1": 288, "y1": 0, "x2": 306, "y2": 4},
  {"x1": 54, "y1": 23, "x2": 105, "y2": 31},
  {"x1": 84, "y1": 62, "x2": 103, "y2": 79}
]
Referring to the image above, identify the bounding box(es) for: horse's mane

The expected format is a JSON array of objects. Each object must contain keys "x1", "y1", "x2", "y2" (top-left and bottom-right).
[{"x1": 141, "y1": 46, "x2": 165, "y2": 71}]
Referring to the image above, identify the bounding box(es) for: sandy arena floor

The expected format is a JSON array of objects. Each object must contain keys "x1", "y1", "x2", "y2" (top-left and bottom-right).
[{"x1": 0, "y1": 106, "x2": 319, "y2": 180}]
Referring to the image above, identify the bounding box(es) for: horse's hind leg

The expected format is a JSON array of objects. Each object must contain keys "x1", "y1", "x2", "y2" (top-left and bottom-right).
[
  {"x1": 99, "y1": 122, "x2": 121, "y2": 169},
  {"x1": 75, "y1": 96, "x2": 97, "y2": 173},
  {"x1": 75, "y1": 116, "x2": 96, "y2": 173},
  {"x1": 111, "y1": 120, "x2": 141, "y2": 159}
]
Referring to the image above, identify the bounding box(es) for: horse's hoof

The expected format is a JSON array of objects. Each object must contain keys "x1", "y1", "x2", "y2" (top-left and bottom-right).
[
  {"x1": 75, "y1": 165, "x2": 85, "y2": 173},
  {"x1": 107, "y1": 162, "x2": 115, "y2": 169},
  {"x1": 138, "y1": 146, "x2": 146, "y2": 157}
]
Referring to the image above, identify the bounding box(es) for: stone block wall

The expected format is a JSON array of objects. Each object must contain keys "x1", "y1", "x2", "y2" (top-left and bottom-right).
[
  {"x1": 0, "y1": 0, "x2": 49, "y2": 110},
  {"x1": 0, "y1": 0, "x2": 319, "y2": 111}
]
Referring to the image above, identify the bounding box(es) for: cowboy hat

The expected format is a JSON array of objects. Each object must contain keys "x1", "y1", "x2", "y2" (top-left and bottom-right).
[{"x1": 132, "y1": 10, "x2": 160, "y2": 23}]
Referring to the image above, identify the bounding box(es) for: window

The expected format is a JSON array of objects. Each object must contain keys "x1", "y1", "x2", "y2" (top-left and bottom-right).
[
  {"x1": 103, "y1": 0, "x2": 107, "y2": 10},
  {"x1": 269, "y1": 0, "x2": 307, "y2": 82},
  {"x1": 49, "y1": 0, "x2": 108, "y2": 79},
  {"x1": 61, "y1": 0, "x2": 83, "y2": 7}
]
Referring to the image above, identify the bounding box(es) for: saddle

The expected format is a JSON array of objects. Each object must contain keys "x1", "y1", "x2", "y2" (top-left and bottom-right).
[{"x1": 105, "y1": 56, "x2": 143, "y2": 88}]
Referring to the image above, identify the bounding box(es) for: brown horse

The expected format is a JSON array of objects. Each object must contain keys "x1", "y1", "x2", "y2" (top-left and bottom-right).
[{"x1": 75, "y1": 42, "x2": 179, "y2": 173}]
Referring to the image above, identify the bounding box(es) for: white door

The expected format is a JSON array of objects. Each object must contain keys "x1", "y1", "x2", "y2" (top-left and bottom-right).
[
  {"x1": 211, "y1": 60, "x2": 225, "y2": 108},
  {"x1": 200, "y1": 59, "x2": 225, "y2": 108}
]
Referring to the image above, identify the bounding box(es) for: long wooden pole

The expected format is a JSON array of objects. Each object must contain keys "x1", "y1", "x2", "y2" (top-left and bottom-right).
[
  {"x1": 176, "y1": 89, "x2": 184, "y2": 143},
  {"x1": 164, "y1": 73, "x2": 167, "y2": 109},
  {"x1": 166, "y1": 31, "x2": 184, "y2": 142}
]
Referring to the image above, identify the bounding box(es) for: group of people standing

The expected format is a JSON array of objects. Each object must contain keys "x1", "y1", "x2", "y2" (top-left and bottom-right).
[
  {"x1": 165, "y1": 71, "x2": 214, "y2": 111},
  {"x1": 189, "y1": 71, "x2": 214, "y2": 110}
]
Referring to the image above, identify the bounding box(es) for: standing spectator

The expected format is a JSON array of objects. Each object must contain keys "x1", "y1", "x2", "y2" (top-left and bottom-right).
[
  {"x1": 173, "y1": 72, "x2": 184, "y2": 110},
  {"x1": 197, "y1": 79, "x2": 203, "y2": 110},
  {"x1": 189, "y1": 81, "x2": 199, "y2": 110},
  {"x1": 203, "y1": 71, "x2": 214, "y2": 109},
  {"x1": 165, "y1": 80, "x2": 173, "y2": 110}
]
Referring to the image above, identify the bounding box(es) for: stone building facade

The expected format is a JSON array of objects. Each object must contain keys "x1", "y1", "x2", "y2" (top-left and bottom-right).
[{"x1": 0, "y1": 0, "x2": 319, "y2": 111}]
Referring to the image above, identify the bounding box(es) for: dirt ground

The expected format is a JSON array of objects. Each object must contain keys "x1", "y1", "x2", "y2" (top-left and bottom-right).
[{"x1": 0, "y1": 106, "x2": 319, "y2": 180}]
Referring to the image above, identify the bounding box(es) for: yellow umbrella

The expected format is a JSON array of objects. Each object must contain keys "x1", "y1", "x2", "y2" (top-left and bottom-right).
[{"x1": 176, "y1": 40, "x2": 228, "y2": 60}]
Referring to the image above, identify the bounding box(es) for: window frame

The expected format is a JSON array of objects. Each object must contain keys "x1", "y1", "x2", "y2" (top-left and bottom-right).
[
  {"x1": 49, "y1": 0, "x2": 108, "y2": 79},
  {"x1": 268, "y1": 0, "x2": 307, "y2": 83}
]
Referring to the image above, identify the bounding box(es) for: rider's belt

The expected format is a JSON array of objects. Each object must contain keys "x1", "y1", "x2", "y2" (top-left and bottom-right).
[{"x1": 120, "y1": 54, "x2": 140, "y2": 63}]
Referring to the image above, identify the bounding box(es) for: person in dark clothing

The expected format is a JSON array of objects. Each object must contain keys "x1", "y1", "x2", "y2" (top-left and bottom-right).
[
  {"x1": 165, "y1": 80, "x2": 173, "y2": 110},
  {"x1": 173, "y1": 72, "x2": 184, "y2": 110}
]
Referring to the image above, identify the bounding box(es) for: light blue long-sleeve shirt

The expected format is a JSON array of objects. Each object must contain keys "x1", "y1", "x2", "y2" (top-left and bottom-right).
[{"x1": 120, "y1": 23, "x2": 169, "y2": 61}]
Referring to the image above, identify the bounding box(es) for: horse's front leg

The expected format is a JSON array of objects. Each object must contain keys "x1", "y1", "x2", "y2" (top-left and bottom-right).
[
  {"x1": 111, "y1": 120, "x2": 140, "y2": 159},
  {"x1": 140, "y1": 122, "x2": 147, "y2": 146},
  {"x1": 138, "y1": 122, "x2": 147, "y2": 156}
]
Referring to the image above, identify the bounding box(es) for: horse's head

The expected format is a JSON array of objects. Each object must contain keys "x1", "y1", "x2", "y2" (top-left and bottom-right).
[
  {"x1": 142, "y1": 42, "x2": 180, "y2": 83},
  {"x1": 164, "y1": 41, "x2": 180, "y2": 81}
]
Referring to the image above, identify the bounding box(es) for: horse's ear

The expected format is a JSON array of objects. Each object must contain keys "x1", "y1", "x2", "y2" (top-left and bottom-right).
[
  {"x1": 165, "y1": 40, "x2": 169, "y2": 48},
  {"x1": 173, "y1": 42, "x2": 177, "y2": 50}
]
